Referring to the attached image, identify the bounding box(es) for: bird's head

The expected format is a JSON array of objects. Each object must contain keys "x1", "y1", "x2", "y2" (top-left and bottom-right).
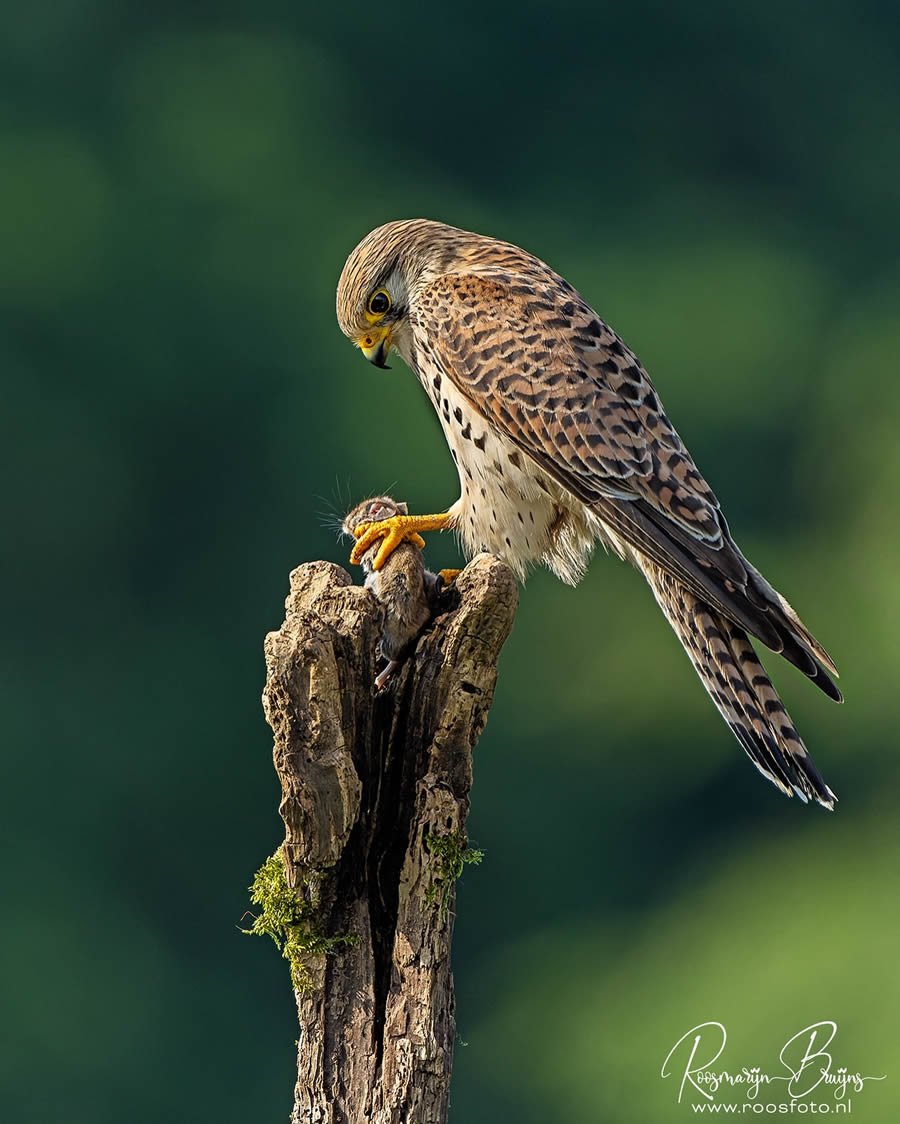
[{"x1": 336, "y1": 219, "x2": 461, "y2": 369}]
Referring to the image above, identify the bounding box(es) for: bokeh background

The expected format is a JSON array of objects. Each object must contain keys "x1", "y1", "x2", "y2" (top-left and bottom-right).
[{"x1": 3, "y1": 2, "x2": 899, "y2": 1120}]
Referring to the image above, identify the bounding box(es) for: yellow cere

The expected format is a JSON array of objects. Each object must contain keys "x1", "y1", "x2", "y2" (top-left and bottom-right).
[{"x1": 357, "y1": 323, "x2": 390, "y2": 355}]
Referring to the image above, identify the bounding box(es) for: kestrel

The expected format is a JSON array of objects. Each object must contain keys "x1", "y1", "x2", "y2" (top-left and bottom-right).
[{"x1": 336, "y1": 220, "x2": 841, "y2": 808}]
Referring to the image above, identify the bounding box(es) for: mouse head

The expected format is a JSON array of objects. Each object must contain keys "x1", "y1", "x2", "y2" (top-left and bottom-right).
[{"x1": 342, "y1": 496, "x2": 409, "y2": 538}]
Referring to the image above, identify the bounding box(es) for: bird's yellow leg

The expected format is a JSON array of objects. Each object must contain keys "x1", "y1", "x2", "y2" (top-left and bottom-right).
[
  {"x1": 350, "y1": 512, "x2": 454, "y2": 571},
  {"x1": 438, "y1": 568, "x2": 461, "y2": 587}
]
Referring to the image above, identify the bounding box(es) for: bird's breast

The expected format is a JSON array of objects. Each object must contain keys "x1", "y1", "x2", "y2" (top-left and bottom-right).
[{"x1": 415, "y1": 358, "x2": 605, "y2": 584}]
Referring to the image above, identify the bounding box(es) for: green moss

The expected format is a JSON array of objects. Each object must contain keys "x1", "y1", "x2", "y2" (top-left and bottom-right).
[
  {"x1": 424, "y1": 833, "x2": 484, "y2": 922},
  {"x1": 242, "y1": 850, "x2": 355, "y2": 993}
]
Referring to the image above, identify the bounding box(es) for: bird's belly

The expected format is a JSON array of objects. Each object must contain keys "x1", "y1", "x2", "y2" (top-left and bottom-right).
[{"x1": 422, "y1": 370, "x2": 606, "y2": 584}]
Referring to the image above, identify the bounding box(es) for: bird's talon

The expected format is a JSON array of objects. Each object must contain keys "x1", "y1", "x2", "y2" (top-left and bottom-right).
[
  {"x1": 438, "y1": 568, "x2": 461, "y2": 587},
  {"x1": 348, "y1": 516, "x2": 430, "y2": 570},
  {"x1": 348, "y1": 521, "x2": 378, "y2": 566},
  {"x1": 372, "y1": 529, "x2": 406, "y2": 571}
]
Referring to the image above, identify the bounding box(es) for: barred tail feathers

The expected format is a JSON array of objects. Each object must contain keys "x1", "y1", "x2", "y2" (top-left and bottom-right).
[{"x1": 637, "y1": 557, "x2": 836, "y2": 810}]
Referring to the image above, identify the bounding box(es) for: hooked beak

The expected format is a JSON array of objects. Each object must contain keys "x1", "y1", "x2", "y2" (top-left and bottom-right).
[{"x1": 358, "y1": 325, "x2": 392, "y2": 369}]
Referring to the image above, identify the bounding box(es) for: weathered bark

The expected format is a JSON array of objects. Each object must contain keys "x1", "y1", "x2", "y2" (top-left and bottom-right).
[{"x1": 262, "y1": 552, "x2": 518, "y2": 1124}]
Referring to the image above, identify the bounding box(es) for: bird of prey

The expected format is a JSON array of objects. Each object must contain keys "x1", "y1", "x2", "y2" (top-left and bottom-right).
[{"x1": 336, "y1": 220, "x2": 841, "y2": 808}]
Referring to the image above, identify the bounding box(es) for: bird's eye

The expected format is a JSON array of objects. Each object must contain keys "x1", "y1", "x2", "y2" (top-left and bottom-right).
[{"x1": 368, "y1": 289, "x2": 391, "y2": 316}]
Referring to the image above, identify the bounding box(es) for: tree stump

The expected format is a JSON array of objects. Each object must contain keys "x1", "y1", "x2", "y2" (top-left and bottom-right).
[{"x1": 260, "y1": 552, "x2": 518, "y2": 1123}]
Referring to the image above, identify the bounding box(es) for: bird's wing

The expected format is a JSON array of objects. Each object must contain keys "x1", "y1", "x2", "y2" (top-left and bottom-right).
[{"x1": 416, "y1": 269, "x2": 840, "y2": 699}]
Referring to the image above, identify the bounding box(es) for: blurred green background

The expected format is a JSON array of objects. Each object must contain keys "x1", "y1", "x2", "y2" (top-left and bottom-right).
[{"x1": 2, "y1": 2, "x2": 898, "y2": 1120}]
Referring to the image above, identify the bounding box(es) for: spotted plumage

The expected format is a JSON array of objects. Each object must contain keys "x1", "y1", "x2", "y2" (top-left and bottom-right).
[{"x1": 336, "y1": 219, "x2": 840, "y2": 808}]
